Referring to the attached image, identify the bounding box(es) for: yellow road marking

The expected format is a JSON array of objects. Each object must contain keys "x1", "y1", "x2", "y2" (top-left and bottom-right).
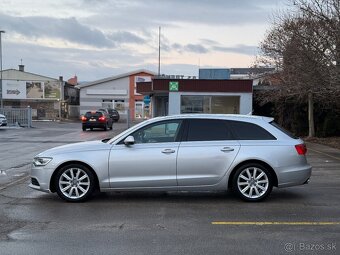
[
  {"x1": 211, "y1": 221, "x2": 340, "y2": 225},
  {"x1": 308, "y1": 148, "x2": 340, "y2": 161}
]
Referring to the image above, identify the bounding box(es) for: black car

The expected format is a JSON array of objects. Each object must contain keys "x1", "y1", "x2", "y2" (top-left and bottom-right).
[
  {"x1": 82, "y1": 111, "x2": 113, "y2": 131},
  {"x1": 98, "y1": 108, "x2": 120, "y2": 122}
]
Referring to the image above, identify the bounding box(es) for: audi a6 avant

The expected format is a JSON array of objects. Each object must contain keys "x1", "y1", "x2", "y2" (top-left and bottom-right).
[{"x1": 30, "y1": 114, "x2": 311, "y2": 202}]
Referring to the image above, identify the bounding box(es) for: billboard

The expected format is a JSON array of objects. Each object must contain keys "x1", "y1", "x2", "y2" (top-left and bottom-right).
[
  {"x1": 3, "y1": 80, "x2": 26, "y2": 99},
  {"x1": 26, "y1": 81, "x2": 44, "y2": 98},
  {"x1": 44, "y1": 81, "x2": 61, "y2": 99},
  {"x1": 2, "y1": 80, "x2": 61, "y2": 100}
]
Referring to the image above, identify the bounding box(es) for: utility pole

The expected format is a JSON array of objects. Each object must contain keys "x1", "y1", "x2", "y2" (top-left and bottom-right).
[
  {"x1": 158, "y1": 26, "x2": 161, "y2": 76},
  {"x1": 0, "y1": 30, "x2": 5, "y2": 109}
]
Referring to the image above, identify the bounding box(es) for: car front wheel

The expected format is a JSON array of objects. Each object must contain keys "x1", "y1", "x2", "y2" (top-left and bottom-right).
[
  {"x1": 232, "y1": 163, "x2": 273, "y2": 202},
  {"x1": 55, "y1": 164, "x2": 95, "y2": 202}
]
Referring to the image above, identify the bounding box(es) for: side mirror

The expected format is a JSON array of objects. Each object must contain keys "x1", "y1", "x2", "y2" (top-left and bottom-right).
[{"x1": 124, "y1": 136, "x2": 135, "y2": 145}]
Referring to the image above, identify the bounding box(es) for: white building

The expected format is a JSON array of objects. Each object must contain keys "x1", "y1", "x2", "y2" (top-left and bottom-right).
[
  {"x1": 0, "y1": 65, "x2": 63, "y2": 119},
  {"x1": 77, "y1": 70, "x2": 155, "y2": 120}
]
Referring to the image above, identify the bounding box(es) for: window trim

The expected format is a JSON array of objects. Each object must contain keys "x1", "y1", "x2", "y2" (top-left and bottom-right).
[{"x1": 117, "y1": 119, "x2": 184, "y2": 145}]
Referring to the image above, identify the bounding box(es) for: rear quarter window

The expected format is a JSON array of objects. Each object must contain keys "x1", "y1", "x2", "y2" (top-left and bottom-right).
[
  {"x1": 229, "y1": 121, "x2": 276, "y2": 140},
  {"x1": 270, "y1": 122, "x2": 298, "y2": 139}
]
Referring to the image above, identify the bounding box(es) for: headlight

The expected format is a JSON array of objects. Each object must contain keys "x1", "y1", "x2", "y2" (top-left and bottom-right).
[{"x1": 33, "y1": 157, "x2": 52, "y2": 167}]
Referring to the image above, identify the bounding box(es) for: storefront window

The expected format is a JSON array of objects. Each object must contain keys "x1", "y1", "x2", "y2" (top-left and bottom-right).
[
  {"x1": 181, "y1": 96, "x2": 210, "y2": 113},
  {"x1": 135, "y1": 101, "x2": 144, "y2": 118},
  {"x1": 181, "y1": 95, "x2": 239, "y2": 114}
]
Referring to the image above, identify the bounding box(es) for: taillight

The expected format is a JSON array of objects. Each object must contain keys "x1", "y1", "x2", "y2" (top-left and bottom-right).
[
  {"x1": 295, "y1": 144, "x2": 307, "y2": 155},
  {"x1": 98, "y1": 116, "x2": 106, "y2": 121},
  {"x1": 81, "y1": 116, "x2": 87, "y2": 121}
]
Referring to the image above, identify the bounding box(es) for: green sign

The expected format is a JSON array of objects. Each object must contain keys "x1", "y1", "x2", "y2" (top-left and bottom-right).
[{"x1": 169, "y1": 81, "x2": 179, "y2": 91}]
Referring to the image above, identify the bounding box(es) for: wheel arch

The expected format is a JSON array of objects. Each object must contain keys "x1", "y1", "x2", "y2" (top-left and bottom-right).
[
  {"x1": 49, "y1": 161, "x2": 100, "y2": 193},
  {"x1": 227, "y1": 160, "x2": 278, "y2": 189}
]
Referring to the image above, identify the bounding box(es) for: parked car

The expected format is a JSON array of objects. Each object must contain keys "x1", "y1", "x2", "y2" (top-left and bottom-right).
[
  {"x1": 81, "y1": 111, "x2": 113, "y2": 131},
  {"x1": 30, "y1": 114, "x2": 311, "y2": 202},
  {"x1": 0, "y1": 114, "x2": 7, "y2": 127},
  {"x1": 98, "y1": 108, "x2": 120, "y2": 122}
]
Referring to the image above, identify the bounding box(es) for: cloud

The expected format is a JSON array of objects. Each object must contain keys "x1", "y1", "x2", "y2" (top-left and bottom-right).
[
  {"x1": 212, "y1": 44, "x2": 259, "y2": 56},
  {"x1": 184, "y1": 44, "x2": 209, "y2": 54},
  {"x1": 0, "y1": 13, "x2": 112, "y2": 47},
  {"x1": 108, "y1": 31, "x2": 146, "y2": 44},
  {"x1": 79, "y1": 0, "x2": 281, "y2": 31},
  {"x1": 0, "y1": 0, "x2": 283, "y2": 81}
]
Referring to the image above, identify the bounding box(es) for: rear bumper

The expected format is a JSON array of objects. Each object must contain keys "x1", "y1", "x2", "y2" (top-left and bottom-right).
[
  {"x1": 83, "y1": 122, "x2": 106, "y2": 128},
  {"x1": 277, "y1": 164, "x2": 312, "y2": 188}
]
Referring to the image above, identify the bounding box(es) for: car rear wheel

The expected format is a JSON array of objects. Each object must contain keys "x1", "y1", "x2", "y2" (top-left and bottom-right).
[
  {"x1": 232, "y1": 163, "x2": 273, "y2": 202},
  {"x1": 103, "y1": 123, "x2": 108, "y2": 131},
  {"x1": 55, "y1": 164, "x2": 95, "y2": 202},
  {"x1": 82, "y1": 126, "x2": 86, "y2": 131}
]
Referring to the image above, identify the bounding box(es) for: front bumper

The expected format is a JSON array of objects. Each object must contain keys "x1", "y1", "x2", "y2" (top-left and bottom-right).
[{"x1": 29, "y1": 163, "x2": 54, "y2": 193}]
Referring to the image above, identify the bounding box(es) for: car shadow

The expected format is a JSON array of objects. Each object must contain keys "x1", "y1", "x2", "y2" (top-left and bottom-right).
[{"x1": 34, "y1": 188, "x2": 310, "y2": 205}]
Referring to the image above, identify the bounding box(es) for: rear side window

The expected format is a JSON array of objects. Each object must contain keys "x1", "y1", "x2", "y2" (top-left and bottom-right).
[
  {"x1": 229, "y1": 121, "x2": 276, "y2": 140},
  {"x1": 186, "y1": 119, "x2": 234, "y2": 141}
]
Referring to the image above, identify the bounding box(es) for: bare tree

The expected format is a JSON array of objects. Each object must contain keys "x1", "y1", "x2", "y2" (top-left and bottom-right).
[{"x1": 259, "y1": 0, "x2": 340, "y2": 137}]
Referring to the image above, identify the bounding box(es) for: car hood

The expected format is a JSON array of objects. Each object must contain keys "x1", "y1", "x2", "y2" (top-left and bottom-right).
[{"x1": 36, "y1": 140, "x2": 111, "y2": 157}]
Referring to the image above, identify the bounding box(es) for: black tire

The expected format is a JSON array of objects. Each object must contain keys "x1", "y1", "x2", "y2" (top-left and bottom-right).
[
  {"x1": 232, "y1": 163, "x2": 273, "y2": 202},
  {"x1": 103, "y1": 123, "x2": 108, "y2": 131},
  {"x1": 82, "y1": 126, "x2": 86, "y2": 131},
  {"x1": 55, "y1": 164, "x2": 95, "y2": 202}
]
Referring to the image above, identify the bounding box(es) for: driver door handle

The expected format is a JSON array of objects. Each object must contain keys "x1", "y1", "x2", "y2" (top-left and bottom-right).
[
  {"x1": 162, "y1": 149, "x2": 176, "y2": 154},
  {"x1": 221, "y1": 147, "x2": 234, "y2": 152}
]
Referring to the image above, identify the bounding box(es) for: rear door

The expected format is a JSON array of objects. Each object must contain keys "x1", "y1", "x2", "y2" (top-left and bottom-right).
[{"x1": 177, "y1": 119, "x2": 240, "y2": 186}]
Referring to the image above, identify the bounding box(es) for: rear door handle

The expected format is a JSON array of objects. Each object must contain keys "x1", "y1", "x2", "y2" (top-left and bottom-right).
[
  {"x1": 162, "y1": 149, "x2": 176, "y2": 154},
  {"x1": 221, "y1": 147, "x2": 234, "y2": 152}
]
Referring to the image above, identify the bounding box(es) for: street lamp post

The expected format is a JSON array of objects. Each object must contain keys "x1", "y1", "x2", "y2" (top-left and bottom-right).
[{"x1": 0, "y1": 30, "x2": 5, "y2": 109}]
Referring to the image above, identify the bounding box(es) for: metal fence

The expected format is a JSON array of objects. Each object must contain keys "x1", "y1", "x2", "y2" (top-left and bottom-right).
[{"x1": 0, "y1": 108, "x2": 32, "y2": 127}]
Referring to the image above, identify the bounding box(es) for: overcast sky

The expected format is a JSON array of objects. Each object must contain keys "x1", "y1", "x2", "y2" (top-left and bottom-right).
[{"x1": 0, "y1": 0, "x2": 286, "y2": 81}]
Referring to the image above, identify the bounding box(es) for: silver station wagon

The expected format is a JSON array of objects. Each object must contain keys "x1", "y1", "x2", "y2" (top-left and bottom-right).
[{"x1": 30, "y1": 114, "x2": 312, "y2": 202}]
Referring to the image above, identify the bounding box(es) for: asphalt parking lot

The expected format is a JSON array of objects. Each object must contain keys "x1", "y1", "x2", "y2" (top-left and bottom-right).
[{"x1": 0, "y1": 121, "x2": 339, "y2": 255}]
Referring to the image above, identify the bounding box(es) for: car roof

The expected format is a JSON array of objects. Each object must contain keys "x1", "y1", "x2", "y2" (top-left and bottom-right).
[{"x1": 147, "y1": 114, "x2": 274, "y2": 123}]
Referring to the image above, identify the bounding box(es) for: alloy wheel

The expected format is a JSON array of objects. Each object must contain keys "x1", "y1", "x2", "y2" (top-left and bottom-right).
[
  {"x1": 58, "y1": 168, "x2": 91, "y2": 199},
  {"x1": 236, "y1": 167, "x2": 269, "y2": 199}
]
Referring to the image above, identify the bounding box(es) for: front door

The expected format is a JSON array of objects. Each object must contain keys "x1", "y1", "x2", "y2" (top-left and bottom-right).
[{"x1": 109, "y1": 120, "x2": 183, "y2": 188}]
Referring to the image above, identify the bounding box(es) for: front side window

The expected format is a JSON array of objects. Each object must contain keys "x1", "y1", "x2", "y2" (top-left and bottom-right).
[
  {"x1": 186, "y1": 119, "x2": 234, "y2": 141},
  {"x1": 130, "y1": 120, "x2": 182, "y2": 144}
]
